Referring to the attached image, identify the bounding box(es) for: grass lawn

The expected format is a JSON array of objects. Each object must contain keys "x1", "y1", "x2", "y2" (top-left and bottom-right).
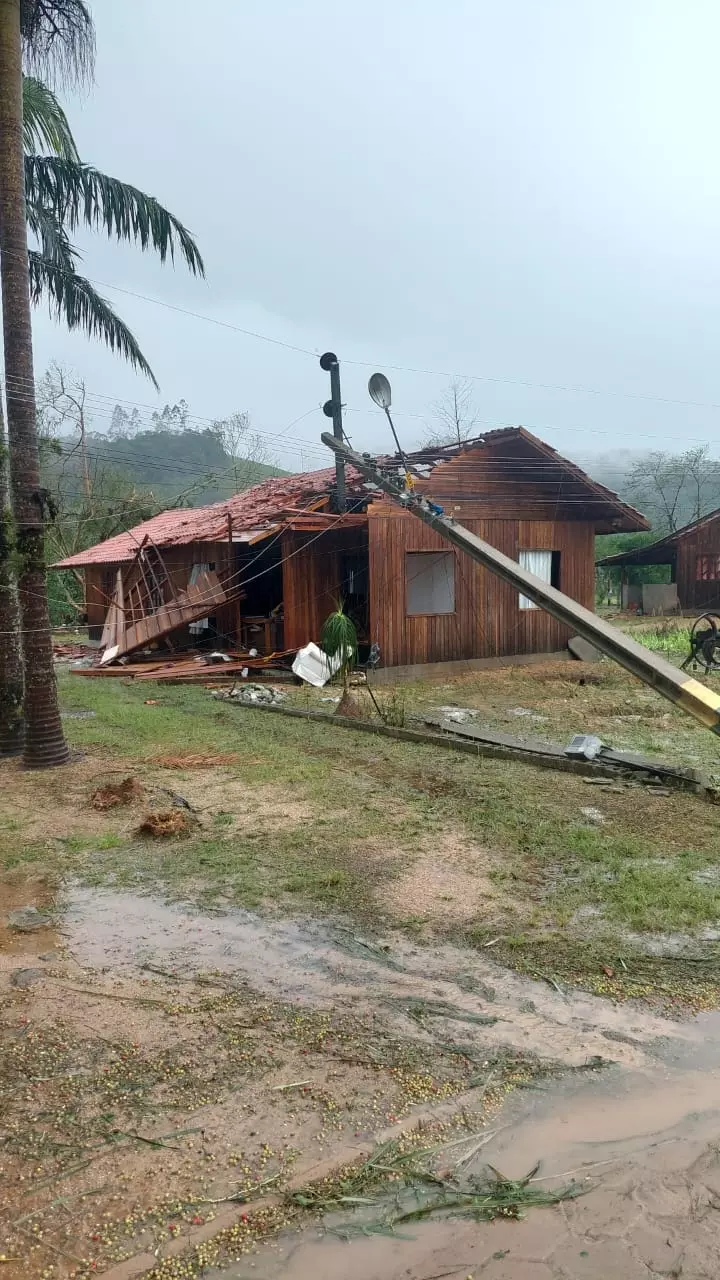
[{"x1": 2, "y1": 661, "x2": 720, "y2": 1007}]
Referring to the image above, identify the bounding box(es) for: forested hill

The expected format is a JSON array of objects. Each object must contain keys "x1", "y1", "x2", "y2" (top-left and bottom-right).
[
  {"x1": 44, "y1": 418, "x2": 288, "y2": 624},
  {"x1": 84, "y1": 428, "x2": 285, "y2": 506}
]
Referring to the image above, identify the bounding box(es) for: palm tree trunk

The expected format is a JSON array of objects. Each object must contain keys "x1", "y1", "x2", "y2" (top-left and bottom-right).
[
  {"x1": 0, "y1": 385, "x2": 23, "y2": 756},
  {"x1": 0, "y1": 0, "x2": 69, "y2": 767}
]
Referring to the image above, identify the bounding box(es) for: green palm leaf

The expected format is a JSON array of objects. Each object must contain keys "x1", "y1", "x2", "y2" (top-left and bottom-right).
[
  {"x1": 29, "y1": 249, "x2": 159, "y2": 389},
  {"x1": 25, "y1": 155, "x2": 205, "y2": 276},
  {"x1": 22, "y1": 75, "x2": 79, "y2": 160},
  {"x1": 321, "y1": 605, "x2": 358, "y2": 689}
]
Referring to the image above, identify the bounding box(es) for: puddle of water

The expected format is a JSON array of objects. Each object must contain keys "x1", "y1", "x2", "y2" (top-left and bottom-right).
[
  {"x1": 60, "y1": 885, "x2": 720, "y2": 1074},
  {"x1": 7, "y1": 879, "x2": 720, "y2": 1279},
  {"x1": 212, "y1": 1066, "x2": 720, "y2": 1280}
]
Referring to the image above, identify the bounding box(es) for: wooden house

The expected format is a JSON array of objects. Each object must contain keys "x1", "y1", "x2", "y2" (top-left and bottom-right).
[
  {"x1": 52, "y1": 427, "x2": 648, "y2": 670},
  {"x1": 597, "y1": 507, "x2": 720, "y2": 614}
]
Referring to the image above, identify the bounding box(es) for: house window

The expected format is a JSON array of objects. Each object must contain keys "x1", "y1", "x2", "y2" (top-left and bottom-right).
[
  {"x1": 697, "y1": 556, "x2": 720, "y2": 581},
  {"x1": 406, "y1": 551, "x2": 455, "y2": 615},
  {"x1": 518, "y1": 549, "x2": 561, "y2": 610}
]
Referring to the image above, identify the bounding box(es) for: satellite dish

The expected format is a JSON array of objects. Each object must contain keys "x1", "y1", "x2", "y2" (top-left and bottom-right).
[{"x1": 368, "y1": 372, "x2": 392, "y2": 410}]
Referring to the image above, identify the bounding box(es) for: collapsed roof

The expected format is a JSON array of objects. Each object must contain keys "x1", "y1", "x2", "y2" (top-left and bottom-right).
[{"x1": 52, "y1": 427, "x2": 648, "y2": 569}]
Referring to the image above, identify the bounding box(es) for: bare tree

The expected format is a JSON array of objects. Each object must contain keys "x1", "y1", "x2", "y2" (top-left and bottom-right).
[
  {"x1": 427, "y1": 378, "x2": 479, "y2": 447},
  {"x1": 37, "y1": 361, "x2": 91, "y2": 496},
  {"x1": 625, "y1": 448, "x2": 720, "y2": 533},
  {"x1": 210, "y1": 411, "x2": 272, "y2": 492},
  {"x1": 45, "y1": 461, "x2": 159, "y2": 618},
  {"x1": 684, "y1": 446, "x2": 720, "y2": 525}
]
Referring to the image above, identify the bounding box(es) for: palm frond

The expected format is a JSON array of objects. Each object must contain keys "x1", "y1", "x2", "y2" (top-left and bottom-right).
[
  {"x1": 29, "y1": 250, "x2": 159, "y2": 389},
  {"x1": 26, "y1": 194, "x2": 80, "y2": 263},
  {"x1": 321, "y1": 605, "x2": 358, "y2": 684},
  {"x1": 27, "y1": 196, "x2": 83, "y2": 288},
  {"x1": 23, "y1": 75, "x2": 79, "y2": 160},
  {"x1": 25, "y1": 155, "x2": 205, "y2": 276},
  {"x1": 20, "y1": 0, "x2": 95, "y2": 88}
]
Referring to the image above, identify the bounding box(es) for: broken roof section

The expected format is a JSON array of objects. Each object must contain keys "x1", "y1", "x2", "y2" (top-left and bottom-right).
[
  {"x1": 52, "y1": 427, "x2": 648, "y2": 570},
  {"x1": 597, "y1": 506, "x2": 720, "y2": 567},
  {"x1": 51, "y1": 464, "x2": 367, "y2": 568},
  {"x1": 396, "y1": 427, "x2": 649, "y2": 533}
]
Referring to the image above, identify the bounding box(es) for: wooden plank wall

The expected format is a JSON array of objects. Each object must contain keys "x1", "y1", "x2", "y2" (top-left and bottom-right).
[
  {"x1": 282, "y1": 528, "x2": 368, "y2": 650},
  {"x1": 676, "y1": 520, "x2": 720, "y2": 610},
  {"x1": 368, "y1": 506, "x2": 595, "y2": 667},
  {"x1": 414, "y1": 437, "x2": 626, "y2": 529}
]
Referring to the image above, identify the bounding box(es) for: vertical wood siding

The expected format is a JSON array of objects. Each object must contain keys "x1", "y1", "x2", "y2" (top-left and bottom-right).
[
  {"x1": 676, "y1": 520, "x2": 720, "y2": 610},
  {"x1": 368, "y1": 509, "x2": 595, "y2": 666},
  {"x1": 282, "y1": 528, "x2": 368, "y2": 650}
]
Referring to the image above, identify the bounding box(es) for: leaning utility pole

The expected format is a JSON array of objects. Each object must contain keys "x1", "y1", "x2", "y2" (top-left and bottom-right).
[
  {"x1": 321, "y1": 432, "x2": 720, "y2": 736},
  {"x1": 320, "y1": 352, "x2": 346, "y2": 512}
]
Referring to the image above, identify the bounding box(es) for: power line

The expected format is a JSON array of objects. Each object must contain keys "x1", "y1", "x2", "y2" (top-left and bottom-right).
[{"x1": 6, "y1": 240, "x2": 720, "y2": 420}]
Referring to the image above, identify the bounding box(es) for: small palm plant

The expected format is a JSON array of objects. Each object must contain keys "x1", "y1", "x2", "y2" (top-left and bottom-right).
[{"x1": 321, "y1": 604, "x2": 358, "y2": 704}]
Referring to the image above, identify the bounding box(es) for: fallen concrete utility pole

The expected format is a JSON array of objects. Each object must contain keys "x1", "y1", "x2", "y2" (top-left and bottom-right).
[
  {"x1": 226, "y1": 701, "x2": 713, "y2": 797},
  {"x1": 321, "y1": 433, "x2": 720, "y2": 736}
]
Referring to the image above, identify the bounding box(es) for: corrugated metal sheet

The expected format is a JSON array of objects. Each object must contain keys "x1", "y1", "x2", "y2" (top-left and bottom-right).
[{"x1": 51, "y1": 465, "x2": 365, "y2": 568}]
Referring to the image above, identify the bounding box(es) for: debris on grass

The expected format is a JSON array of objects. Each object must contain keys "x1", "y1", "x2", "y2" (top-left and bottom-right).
[
  {"x1": 136, "y1": 810, "x2": 193, "y2": 838},
  {"x1": 384, "y1": 997, "x2": 500, "y2": 1027},
  {"x1": 580, "y1": 805, "x2": 606, "y2": 824},
  {"x1": 214, "y1": 684, "x2": 287, "y2": 705},
  {"x1": 91, "y1": 776, "x2": 144, "y2": 810},
  {"x1": 565, "y1": 734, "x2": 604, "y2": 761}
]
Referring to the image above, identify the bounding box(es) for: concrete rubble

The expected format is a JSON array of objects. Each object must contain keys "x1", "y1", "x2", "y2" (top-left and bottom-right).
[{"x1": 213, "y1": 683, "x2": 287, "y2": 706}]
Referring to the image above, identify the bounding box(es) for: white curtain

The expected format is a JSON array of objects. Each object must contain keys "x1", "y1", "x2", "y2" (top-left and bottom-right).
[
  {"x1": 518, "y1": 550, "x2": 552, "y2": 611},
  {"x1": 188, "y1": 563, "x2": 210, "y2": 634}
]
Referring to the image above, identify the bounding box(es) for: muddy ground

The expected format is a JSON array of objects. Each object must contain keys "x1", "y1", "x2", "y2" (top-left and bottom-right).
[
  {"x1": 3, "y1": 666, "x2": 720, "y2": 1278},
  {"x1": 3, "y1": 879, "x2": 720, "y2": 1280}
]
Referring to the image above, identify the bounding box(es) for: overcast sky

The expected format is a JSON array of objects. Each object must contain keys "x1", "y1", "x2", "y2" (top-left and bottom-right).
[{"x1": 25, "y1": 0, "x2": 720, "y2": 475}]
